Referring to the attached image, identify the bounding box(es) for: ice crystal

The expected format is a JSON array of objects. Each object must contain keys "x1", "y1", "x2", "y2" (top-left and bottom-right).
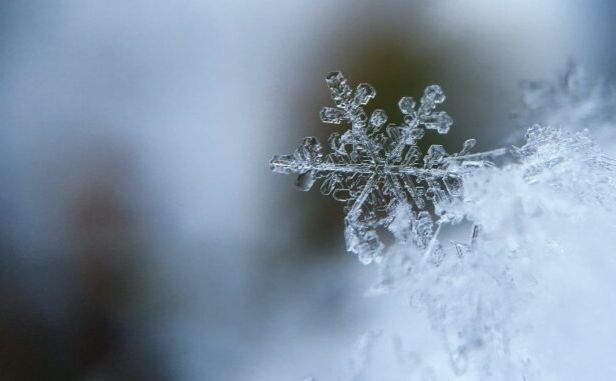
[
  {"x1": 365, "y1": 123, "x2": 616, "y2": 380},
  {"x1": 270, "y1": 72, "x2": 505, "y2": 263},
  {"x1": 513, "y1": 125, "x2": 616, "y2": 209}
]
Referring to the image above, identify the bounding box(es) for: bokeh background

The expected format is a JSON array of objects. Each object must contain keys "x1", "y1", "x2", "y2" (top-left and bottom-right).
[{"x1": 0, "y1": 1, "x2": 615, "y2": 380}]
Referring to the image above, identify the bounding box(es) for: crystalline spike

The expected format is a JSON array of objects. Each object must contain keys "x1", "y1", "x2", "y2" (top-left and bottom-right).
[
  {"x1": 413, "y1": 211, "x2": 434, "y2": 248},
  {"x1": 525, "y1": 124, "x2": 543, "y2": 140},
  {"x1": 400, "y1": 147, "x2": 421, "y2": 166},
  {"x1": 406, "y1": 127, "x2": 425, "y2": 142},
  {"x1": 354, "y1": 83, "x2": 376, "y2": 106},
  {"x1": 325, "y1": 71, "x2": 346, "y2": 85},
  {"x1": 325, "y1": 71, "x2": 352, "y2": 101},
  {"x1": 320, "y1": 173, "x2": 341, "y2": 195},
  {"x1": 443, "y1": 174, "x2": 463, "y2": 196},
  {"x1": 351, "y1": 227, "x2": 384, "y2": 264},
  {"x1": 370, "y1": 109, "x2": 388, "y2": 127},
  {"x1": 320, "y1": 107, "x2": 345, "y2": 124},
  {"x1": 351, "y1": 109, "x2": 368, "y2": 129},
  {"x1": 270, "y1": 72, "x2": 504, "y2": 260},
  {"x1": 386, "y1": 125, "x2": 404, "y2": 141},
  {"x1": 424, "y1": 145, "x2": 448, "y2": 167},
  {"x1": 298, "y1": 136, "x2": 323, "y2": 161},
  {"x1": 398, "y1": 96, "x2": 416, "y2": 115},
  {"x1": 328, "y1": 132, "x2": 339, "y2": 148},
  {"x1": 269, "y1": 154, "x2": 296, "y2": 174},
  {"x1": 423, "y1": 111, "x2": 453, "y2": 134},
  {"x1": 420, "y1": 85, "x2": 446, "y2": 111},
  {"x1": 460, "y1": 139, "x2": 477, "y2": 155}
]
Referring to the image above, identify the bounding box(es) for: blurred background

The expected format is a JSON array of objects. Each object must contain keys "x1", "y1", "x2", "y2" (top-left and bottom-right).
[{"x1": 0, "y1": 1, "x2": 615, "y2": 380}]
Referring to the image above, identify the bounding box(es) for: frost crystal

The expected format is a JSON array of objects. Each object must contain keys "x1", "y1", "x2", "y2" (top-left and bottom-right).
[
  {"x1": 367, "y1": 123, "x2": 616, "y2": 380},
  {"x1": 270, "y1": 72, "x2": 505, "y2": 263},
  {"x1": 513, "y1": 125, "x2": 616, "y2": 206}
]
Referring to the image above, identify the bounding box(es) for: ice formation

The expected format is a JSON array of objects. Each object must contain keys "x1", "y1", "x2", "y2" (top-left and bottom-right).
[
  {"x1": 270, "y1": 72, "x2": 505, "y2": 264},
  {"x1": 270, "y1": 70, "x2": 616, "y2": 380}
]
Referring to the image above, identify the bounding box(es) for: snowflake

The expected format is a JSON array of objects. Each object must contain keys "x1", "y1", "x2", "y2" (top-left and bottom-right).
[{"x1": 270, "y1": 72, "x2": 505, "y2": 263}]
